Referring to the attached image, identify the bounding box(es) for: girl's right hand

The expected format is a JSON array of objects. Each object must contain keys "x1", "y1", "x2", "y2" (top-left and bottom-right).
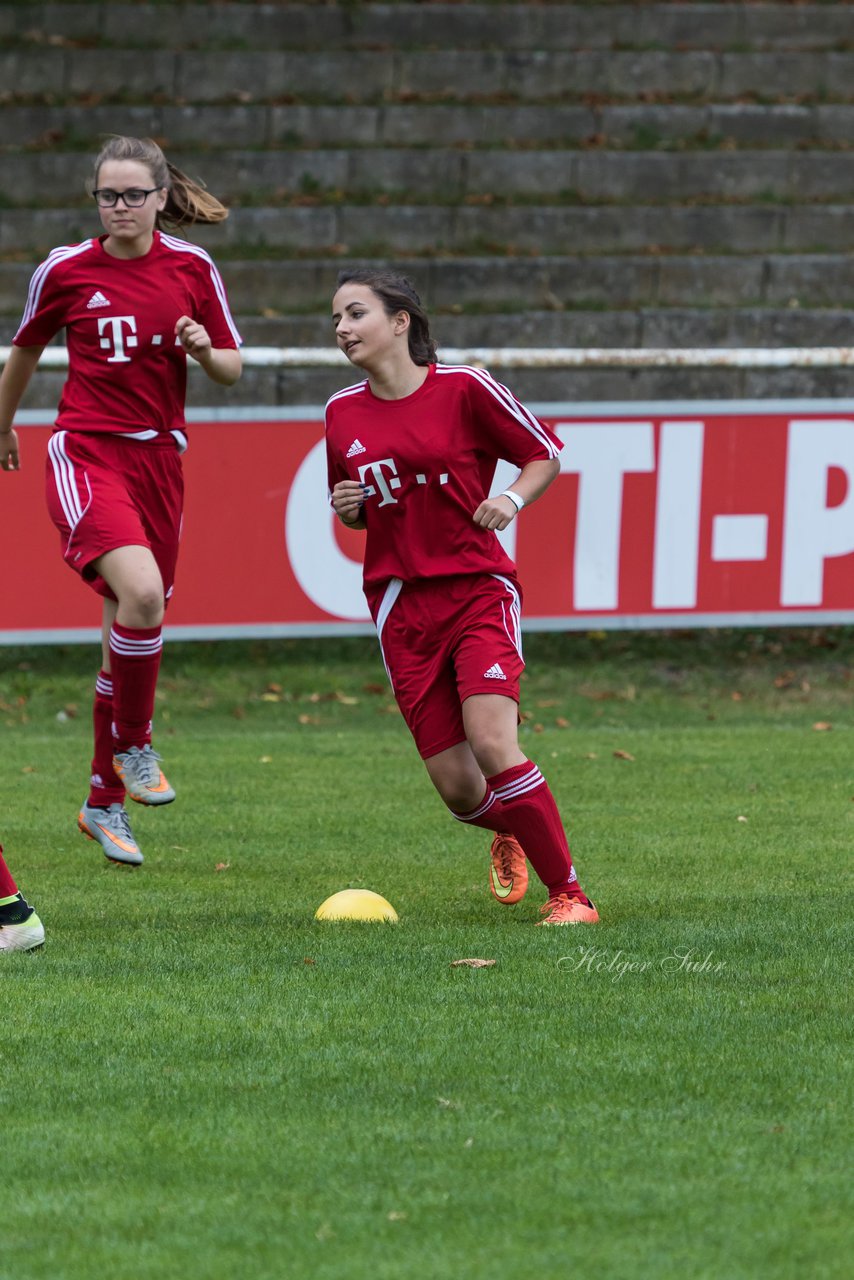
[
  {"x1": 331, "y1": 479, "x2": 368, "y2": 525},
  {"x1": 0, "y1": 428, "x2": 19, "y2": 472}
]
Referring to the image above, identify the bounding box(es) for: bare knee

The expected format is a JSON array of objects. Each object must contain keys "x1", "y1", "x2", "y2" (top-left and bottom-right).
[
  {"x1": 468, "y1": 728, "x2": 523, "y2": 779},
  {"x1": 117, "y1": 582, "x2": 165, "y2": 628},
  {"x1": 435, "y1": 777, "x2": 486, "y2": 814},
  {"x1": 424, "y1": 746, "x2": 486, "y2": 814}
]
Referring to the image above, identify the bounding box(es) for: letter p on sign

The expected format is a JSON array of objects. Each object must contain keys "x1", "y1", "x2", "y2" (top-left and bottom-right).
[{"x1": 782, "y1": 420, "x2": 854, "y2": 606}]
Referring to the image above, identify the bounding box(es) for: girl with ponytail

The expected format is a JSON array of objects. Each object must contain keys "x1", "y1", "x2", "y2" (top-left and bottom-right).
[{"x1": 0, "y1": 136, "x2": 242, "y2": 868}]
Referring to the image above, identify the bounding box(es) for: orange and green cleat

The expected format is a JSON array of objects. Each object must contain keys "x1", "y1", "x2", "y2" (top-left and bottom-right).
[
  {"x1": 112, "y1": 744, "x2": 175, "y2": 806},
  {"x1": 489, "y1": 832, "x2": 528, "y2": 905},
  {"x1": 536, "y1": 893, "x2": 600, "y2": 925}
]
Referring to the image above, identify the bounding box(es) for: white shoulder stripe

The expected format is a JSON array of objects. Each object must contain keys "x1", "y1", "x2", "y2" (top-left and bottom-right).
[
  {"x1": 18, "y1": 241, "x2": 95, "y2": 333},
  {"x1": 324, "y1": 381, "x2": 368, "y2": 413},
  {"x1": 435, "y1": 364, "x2": 558, "y2": 457},
  {"x1": 159, "y1": 233, "x2": 242, "y2": 347}
]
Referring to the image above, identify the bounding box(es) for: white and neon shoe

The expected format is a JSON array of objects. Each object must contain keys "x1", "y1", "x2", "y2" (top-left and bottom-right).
[{"x1": 0, "y1": 908, "x2": 45, "y2": 952}]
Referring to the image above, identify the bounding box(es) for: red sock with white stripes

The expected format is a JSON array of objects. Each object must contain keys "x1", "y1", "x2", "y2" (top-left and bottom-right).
[
  {"x1": 0, "y1": 846, "x2": 18, "y2": 899},
  {"x1": 109, "y1": 623, "x2": 163, "y2": 752},
  {"x1": 449, "y1": 782, "x2": 512, "y2": 834},
  {"x1": 89, "y1": 670, "x2": 125, "y2": 807},
  {"x1": 486, "y1": 761, "x2": 587, "y2": 900}
]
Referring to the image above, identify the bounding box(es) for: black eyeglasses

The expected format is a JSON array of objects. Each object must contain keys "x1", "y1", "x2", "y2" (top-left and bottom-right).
[{"x1": 92, "y1": 187, "x2": 162, "y2": 208}]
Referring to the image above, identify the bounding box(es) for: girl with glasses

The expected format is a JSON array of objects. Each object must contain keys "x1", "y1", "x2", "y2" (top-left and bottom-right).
[
  {"x1": 0, "y1": 136, "x2": 242, "y2": 867},
  {"x1": 326, "y1": 269, "x2": 598, "y2": 925}
]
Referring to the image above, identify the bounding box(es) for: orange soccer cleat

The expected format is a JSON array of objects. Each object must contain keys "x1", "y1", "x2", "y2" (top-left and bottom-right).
[
  {"x1": 489, "y1": 832, "x2": 529, "y2": 905},
  {"x1": 536, "y1": 893, "x2": 600, "y2": 925}
]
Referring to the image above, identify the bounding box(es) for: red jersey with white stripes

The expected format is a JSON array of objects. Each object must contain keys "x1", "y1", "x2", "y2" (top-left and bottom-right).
[
  {"x1": 325, "y1": 363, "x2": 562, "y2": 611},
  {"x1": 13, "y1": 231, "x2": 241, "y2": 441}
]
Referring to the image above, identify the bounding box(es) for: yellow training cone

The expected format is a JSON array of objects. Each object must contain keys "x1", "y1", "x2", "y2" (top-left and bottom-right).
[{"x1": 315, "y1": 889, "x2": 399, "y2": 923}]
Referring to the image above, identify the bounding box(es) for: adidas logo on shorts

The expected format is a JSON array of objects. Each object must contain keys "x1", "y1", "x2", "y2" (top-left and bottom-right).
[
  {"x1": 484, "y1": 663, "x2": 507, "y2": 680},
  {"x1": 346, "y1": 439, "x2": 367, "y2": 457},
  {"x1": 86, "y1": 291, "x2": 110, "y2": 309}
]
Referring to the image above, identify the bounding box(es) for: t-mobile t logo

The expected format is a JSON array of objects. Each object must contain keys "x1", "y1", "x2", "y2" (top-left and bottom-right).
[
  {"x1": 358, "y1": 458, "x2": 402, "y2": 507},
  {"x1": 98, "y1": 315, "x2": 138, "y2": 363}
]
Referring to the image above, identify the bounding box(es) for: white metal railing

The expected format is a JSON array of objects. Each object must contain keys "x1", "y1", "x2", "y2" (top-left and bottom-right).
[{"x1": 3, "y1": 346, "x2": 854, "y2": 369}]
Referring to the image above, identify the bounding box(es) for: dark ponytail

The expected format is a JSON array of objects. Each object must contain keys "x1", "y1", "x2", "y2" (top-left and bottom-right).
[{"x1": 336, "y1": 268, "x2": 437, "y2": 365}]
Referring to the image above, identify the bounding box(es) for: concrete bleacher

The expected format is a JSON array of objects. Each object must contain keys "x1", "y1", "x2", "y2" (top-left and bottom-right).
[{"x1": 2, "y1": 0, "x2": 854, "y2": 408}]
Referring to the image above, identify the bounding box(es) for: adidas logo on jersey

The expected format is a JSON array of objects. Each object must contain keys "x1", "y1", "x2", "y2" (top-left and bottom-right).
[
  {"x1": 484, "y1": 663, "x2": 507, "y2": 680},
  {"x1": 86, "y1": 291, "x2": 110, "y2": 309},
  {"x1": 346, "y1": 439, "x2": 367, "y2": 457}
]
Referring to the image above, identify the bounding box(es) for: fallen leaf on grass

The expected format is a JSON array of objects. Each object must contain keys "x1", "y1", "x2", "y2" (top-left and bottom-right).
[
  {"x1": 812, "y1": 721, "x2": 832, "y2": 732},
  {"x1": 21, "y1": 765, "x2": 36, "y2": 774},
  {"x1": 737, "y1": 815, "x2": 748, "y2": 823},
  {"x1": 297, "y1": 714, "x2": 318, "y2": 725},
  {"x1": 555, "y1": 717, "x2": 569, "y2": 728},
  {"x1": 303, "y1": 957, "x2": 315, "y2": 965},
  {"x1": 334, "y1": 691, "x2": 360, "y2": 705},
  {"x1": 450, "y1": 958, "x2": 496, "y2": 968},
  {"x1": 387, "y1": 1211, "x2": 407, "y2": 1221},
  {"x1": 215, "y1": 862, "x2": 230, "y2": 872},
  {"x1": 363, "y1": 683, "x2": 386, "y2": 695},
  {"x1": 613, "y1": 749, "x2": 635, "y2": 761}
]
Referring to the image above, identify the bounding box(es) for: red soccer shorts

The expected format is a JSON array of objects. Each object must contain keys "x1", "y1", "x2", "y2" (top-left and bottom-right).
[
  {"x1": 45, "y1": 430, "x2": 184, "y2": 601},
  {"x1": 375, "y1": 573, "x2": 525, "y2": 759}
]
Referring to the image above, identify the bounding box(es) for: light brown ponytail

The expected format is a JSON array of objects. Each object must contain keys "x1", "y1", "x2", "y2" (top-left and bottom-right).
[{"x1": 90, "y1": 136, "x2": 229, "y2": 231}]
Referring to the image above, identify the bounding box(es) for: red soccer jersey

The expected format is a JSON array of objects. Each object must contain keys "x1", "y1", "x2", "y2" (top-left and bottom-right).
[
  {"x1": 325, "y1": 363, "x2": 562, "y2": 612},
  {"x1": 13, "y1": 231, "x2": 241, "y2": 440}
]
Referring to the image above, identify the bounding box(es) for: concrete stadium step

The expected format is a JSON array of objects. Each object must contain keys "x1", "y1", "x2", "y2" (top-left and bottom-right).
[
  {"x1": 4, "y1": 47, "x2": 854, "y2": 104},
  {"x1": 6, "y1": 102, "x2": 854, "y2": 150},
  {"x1": 4, "y1": 204, "x2": 853, "y2": 258},
  {"x1": 2, "y1": 3, "x2": 852, "y2": 53},
  {"x1": 6, "y1": 307, "x2": 854, "y2": 352},
  {"x1": 229, "y1": 308, "x2": 854, "y2": 351},
  {"x1": 5, "y1": 148, "x2": 854, "y2": 204},
  {"x1": 3, "y1": 255, "x2": 852, "y2": 314},
  {"x1": 15, "y1": 362, "x2": 854, "y2": 414}
]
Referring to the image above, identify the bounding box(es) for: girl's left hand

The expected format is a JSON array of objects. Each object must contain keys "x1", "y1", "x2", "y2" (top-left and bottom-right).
[
  {"x1": 472, "y1": 495, "x2": 517, "y2": 531},
  {"x1": 175, "y1": 316, "x2": 212, "y2": 361}
]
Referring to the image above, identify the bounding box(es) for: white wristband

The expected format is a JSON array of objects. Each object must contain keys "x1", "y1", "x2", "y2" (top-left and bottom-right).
[{"x1": 500, "y1": 489, "x2": 525, "y2": 513}]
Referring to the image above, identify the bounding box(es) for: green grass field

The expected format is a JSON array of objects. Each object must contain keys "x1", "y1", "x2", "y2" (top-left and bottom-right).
[{"x1": 2, "y1": 630, "x2": 852, "y2": 1280}]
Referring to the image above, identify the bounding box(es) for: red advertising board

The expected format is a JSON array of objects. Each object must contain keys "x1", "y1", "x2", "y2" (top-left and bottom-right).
[{"x1": 3, "y1": 401, "x2": 854, "y2": 643}]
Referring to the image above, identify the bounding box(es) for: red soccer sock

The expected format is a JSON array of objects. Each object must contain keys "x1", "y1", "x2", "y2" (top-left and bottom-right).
[
  {"x1": 89, "y1": 670, "x2": 125, "y2": 808},
  {"x1": 486, "y1": 761, "x2": 586, "y2": 900},
  {"x1": 449, "y1": 782, "x2": 512, "y2": 834},
  {"x1": 0, "y1": 846, "x2": 19, "y2": 899},
  {"x1": 109, "y1": 623, "x2": 163, "y2": 753}
]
